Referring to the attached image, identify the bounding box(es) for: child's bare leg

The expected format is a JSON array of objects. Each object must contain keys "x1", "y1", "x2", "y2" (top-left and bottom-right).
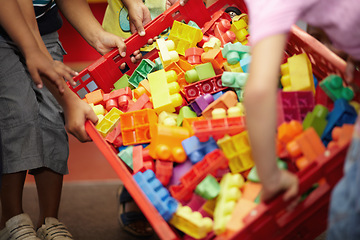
[
  {"x1": 0, "y1": 171, "x2": 27, "y2": 228},
  {"x1": 33, "y1": 167, "x2": 63, "y2": 229}
]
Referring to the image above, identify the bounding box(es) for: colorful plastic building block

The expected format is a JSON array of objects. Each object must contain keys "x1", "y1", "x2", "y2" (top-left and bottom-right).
[
  {"x1": 128, "y1": 59, "x2": 156, "y2": 88},
  {"x1": 133, "y1": 170, "x2": 178, "y2": 221},
  {"x1": 287, "y1": 127, "x2": 326, "y2": 170},
  {"x1": 120, "y1": 109, "x2": 158, "y2": 145},
  {"x1": 202, "y1": 37, "x2": 221, "y2": 52},
  {"x1": 183, "y1": 75, "x2": 227, "y2": 102},
  {"x1": 321, "y1": 99, "x2": 357, "y2": 146},
  {"x1": 221, "y1": 71, "x2": 248, "y2": 88},
  {"x1": 213, "y1": 19, "x2": 236, "y2": 47},
  {"x1": 105, "y1": 121, "x2": 123, "y2": 148},
  {"x1": 148, "y1": 124, "x2": 190, "y2": 163},
  {"x1": 126, "y1": 94, "x2": 153, "y2": 112},
  {"x1": 148, "y1": 69, "x2": 183, "y2": 113},
  {"x1": 222, "y1": 42, "x2": 251, "y2": 65},
  {"x1": 194, "y1": 175, "x2": 220, "y2": 200},
  {"x1": 164, "y1": 61, "x2": 189, "y2": 89},
  {"x1": 239, "y1": 56, "x2": 251, "y2": 73},
  {"x1": 213, "y1": 173, "x2": 244, "y2": 235},
  {"x1": 156, "y1": 38, "x2": 180, "y2": 67},
  {"x1": 277, "y1": 91, "x2": 315, "y2": 126},
  {"x1": 158, "y1": 111, "x2": 178, "y2": 126},
  {"x1": 85, "y1": 89, "x2": 104, "y2": 105},
  {"x1": 133, "y1": 145, "x2": 154, "y2": 174},
  {"x1": 319, "y1": 74, "x2": 354, "y2": 101},
  {"x1": 103, "y1": 87, "x2": 133, "y2": 112},
  {"x1": 280, "y1": 53, "x2": 315, "y2": 93},
  {"x1": 168, "y1": 20, "x2": 203, "y2": 56},
  {"x1": 201, "y1": 90, "x2": 239, "y2": 118},
  {"x1": 226, "y1": 198, "x2": 257, "y2": 233},
  {"x1": 185, "y1": 62, "x2": 216, "y2": 84},
  {"x1": 133, "y1": 79, "x2": 151, "y2": 99},
  {"x1": 169, "y1": 205, "x2": 213, "y2": 239},
  {"x1": 247, "y1": 159, "x2": 287, "y2": 182},
  {"x1": 302, "y1": 104, "x2": 328, "y2": 137},
  {"x1": 192, "y1": 116, "x2": 246, "y2": 142},
  {"x1": 182, "y1": 136, "x2": 219, "y2": 164},
  {"x1": 327, "y1": 124, "x2": 354, "y2": 149},
  {"x1": 117, "y1": 145, "x2": 133, "y2": 170},
  {"x1": 182, "y1": 117, "x2": 204, "y2": 136},
  {"x1": 185, "y1": 47, "x2": 204, "y2": 65},
  {"x1": 95, "y1": 107, "x2": 122, "y2": 137},
  {"x1": 230, "y1": 16, "x2": 249, "y2": 45},
  {"x1": 189, "y1": 94, "x2": 215, "y2": 116},
  {"x1": 201, "y1": 48, "x2": 226, "y2": 75},
  {"x1": 169, "y1": 149, "x2": 229, "y2": 202},
  {"x1": 276, "y1": 120, "x2": 303, "y2": 157},
  {"x1": 223, "y1": 62, "x2": 243, "y2": 72},
  {"x1": 155, "y1": 160, "x2": 173, "y2": 186},
  {"x1": 177, "y1": 106, "x2": 197, "y2": 126},
  {"x1": 113, "y1": 74, "x2": 131, "y2": 90},
  {"x1": 217, "y1": 131, "x2": 254, "y2": 173}
]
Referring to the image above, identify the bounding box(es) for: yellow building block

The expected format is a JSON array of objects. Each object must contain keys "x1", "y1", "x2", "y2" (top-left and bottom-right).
[
  {"x1": 156, "y1": 38, "x2": 179, "y2": 67},
  {"x1": 158, "y1": 111, "x2": 178, "y2": 126},
  {"x1": 168, "y1": 21, "x2": 203, "y2": 56},
  {"x1": 223, "y1": 62, "x2": 243, "y2": 72},
  {"x1": 148, "y1": 69, "x2": 183, "y2": 113},
  {"x1": 95, "y1": 107, "x2": 122, "y2": 137},
  {"x1": 203, "y1": 37, "x2": 221, "y2": 52},
  {"x1": 213, "y1": 173, "x2": 244, "y2": 235},
  {"x1": 169, "y1": 205, "x2": 213, "y2": 239},
  {"x1": 281, "y1": 53, "x2": 315, "y2": 93},
  {"x1": 202, "y1": 198, "x2": 217, "y2": 218},
  {"x1": 217, "y1": 131, "x2": 254, "y2": 173},
  {"x1": 230, "y1": 18, "x2": 249, "y2": 45}
]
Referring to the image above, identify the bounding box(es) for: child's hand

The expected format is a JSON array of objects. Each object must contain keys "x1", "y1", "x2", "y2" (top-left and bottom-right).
[
  {"x1": 127, "y1": 2, "x2": 152, "y2": 37},
  {"x1": 53, "y1": 60, "x2": 79, "y2": 87},
  {"x1": 261, "y1": 169, "x2": 299, "y2": 204},
  {"x1": 166, "y1": 0, "x2": 179, "y2": 9},
  {"x1": 179, "y1": 0, "x2": 189, "y2": 6},
  {"x1": 25, "y1": 48, "x2": 68, "y2": 94},
  {"x1": 63, "y1": 97, "x2": 98, "y2": 142}
]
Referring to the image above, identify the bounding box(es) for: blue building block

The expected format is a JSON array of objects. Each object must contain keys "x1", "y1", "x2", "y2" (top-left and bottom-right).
[
  {"x1": 182, "y1": 136, "x2": 219, "y2": 164},
  {"x1": 133, "y1": 170, "x2": 178, "y2": 221},
  {"x1": 321, "y1": 99, "x2": 357, "y2": 146},
  {"x1": 212, "y1": 91, "x2": 224, "y2": 100},
  {"x1": 239, "y1": 56, "x2": 251, "y2": 73}
]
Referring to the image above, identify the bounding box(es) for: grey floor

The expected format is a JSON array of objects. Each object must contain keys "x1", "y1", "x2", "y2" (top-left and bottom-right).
[{"x1": 15, "y1": 181, "x2": 327, "y2": 240}]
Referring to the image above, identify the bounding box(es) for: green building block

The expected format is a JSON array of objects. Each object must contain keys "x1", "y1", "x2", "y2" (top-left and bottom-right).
[
  {"x1": 247, "y1": 158, "x2": 287, "y2": 182},
  {"x1": 221, "y1": 72, "x2": 248, "y2": 88},
  {"x1": 195, "y1": 175, "x2": 220, "y2": 200},
  {"x1": 222, "y1": 42, "x2": 251, "y2": 65},
  {"x1": 176, "y1": 106, "x2": 197, "y2": 126},
  {"x1": 128, "y1": 59, "x2": 156, "y2": 88},
  {"x1": 117, "y1": 146, "x2": 133, "y2": 170},
  {"x1": 302, "y1": 104, "x2": 328, "y2": 137},
  {"x1": 185, "y1": 62, "x2": 216, "y2": 83},
  {"x1": 319, "y1": 75, "x2": 354, "y2": 101},
  {"x1": 114, "y1": 74, "x2": 131, "y2": 90}
]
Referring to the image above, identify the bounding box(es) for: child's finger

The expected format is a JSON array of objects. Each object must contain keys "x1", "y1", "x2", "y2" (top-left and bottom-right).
[
  {"x1": 29, "y1": 68, "x2": 43, "y2": 89},
  {"x1": 42, "y1": 68, "x2": 65, "y2": 94},
  {"x1": 130, "y1": 19, "x2": 146, "y2": 36}
]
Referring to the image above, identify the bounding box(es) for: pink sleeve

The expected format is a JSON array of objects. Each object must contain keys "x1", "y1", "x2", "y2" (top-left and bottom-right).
[{"x1": 244, "y1": 0, "x2": 305, "y2": 46}]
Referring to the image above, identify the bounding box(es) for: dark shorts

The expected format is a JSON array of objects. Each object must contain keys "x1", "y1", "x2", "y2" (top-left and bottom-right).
[{"x1": 0, "y1": 32, "x2": 69, "y2": 175}]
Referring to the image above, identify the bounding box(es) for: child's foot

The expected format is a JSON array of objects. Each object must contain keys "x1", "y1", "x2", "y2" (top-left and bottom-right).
[
  {"x1": 3, "y1": 213, "x2": 40, "y2": 240},
  {"x1": 36, "y1": 217, "x2": 73, "y2": 240},
  {"x1": 117, "y1": 185, "x2": 154, "y2": 237}
]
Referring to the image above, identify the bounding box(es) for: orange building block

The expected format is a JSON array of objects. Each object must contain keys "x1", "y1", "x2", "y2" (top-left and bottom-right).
[
  {"x1": 85, "y1": 89, "x2": 104, "y2": 105},
  {"x1": 241, "y1": 182, "x2": 262, "y2": 202},
  {"x1": 201, "y1": 48, "x2": 226, "y2": 75},
  {"x1": 287, "y1": 127, "x2": 326, "y2": 169},
  {"x1": 276, "y1": 120, "x2": 303, "y2": 157},
  {"x1": 327, "y1": 124, "x2": 354, "y2": 149},
  {"x1": 201, "y1": 91, "x2": 238, "y2": 118},
  {"x1": 148, "y1": 124, "x2": 190, "y2": 162},
  {"x1": 226, "y1": 198, "x2": 257, "y2": 233},
  {"x1": 182, "y1": 117, "x2": 204, "y2": 136},
  {"x1": 133, "y1": 79, "x2": 151, "y2": 99}
]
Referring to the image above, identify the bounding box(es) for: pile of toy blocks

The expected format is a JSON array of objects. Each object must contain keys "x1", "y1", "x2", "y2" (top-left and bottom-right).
[{"x1": 81, "y1": 8, "x2": 358, "y2": 240}]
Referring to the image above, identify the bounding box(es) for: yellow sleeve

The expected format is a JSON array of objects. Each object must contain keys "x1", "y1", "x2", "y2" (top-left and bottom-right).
[{"x1": 102, "y1": 0, "x2": 132, "y2": 39}]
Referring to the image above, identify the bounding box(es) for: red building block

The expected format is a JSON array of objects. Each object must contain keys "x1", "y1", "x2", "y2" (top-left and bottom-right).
[
  {"x1": 183, "y1": 75, "x2": 227, "y2": 102},
  {"x1": 169, "y1": 149, "x2": 229, "y2": 202},
  {"x1": 192, "y1": 116, "x2": 246, "y2": 142},
  {"x1": 133, "y1": 145, "x2": 154, "y2": 174},
  {"x1": 185, "y1": 47, "x2": 204, "y2": 65},
  {"x1": 155, "y1": 160, "x2": 173, "y2": 186}
]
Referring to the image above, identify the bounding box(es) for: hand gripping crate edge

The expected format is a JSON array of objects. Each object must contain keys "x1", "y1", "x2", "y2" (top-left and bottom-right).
[{"x1": 70, "y1": 0, "x2": 352, "y2": 239}]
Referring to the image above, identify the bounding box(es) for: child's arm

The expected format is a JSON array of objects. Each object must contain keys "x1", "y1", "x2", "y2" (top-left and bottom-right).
[
  {"x1": 244, "y1": 33, "x2": 299, "y2": 202},
  {"x1": 55, "y1": 0, "x2": 127, "y2": 56},
  {"x1": 0, "y1": 0, "x2": 98, "y2": 142},
  {"x1": 0, "y1": 0, "x2": 70, "y2": 93}
]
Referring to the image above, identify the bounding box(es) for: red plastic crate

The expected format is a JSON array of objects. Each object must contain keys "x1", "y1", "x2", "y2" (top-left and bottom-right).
[{"x1": 71, "y1": 0, "x2": 353, "y2": 239}]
